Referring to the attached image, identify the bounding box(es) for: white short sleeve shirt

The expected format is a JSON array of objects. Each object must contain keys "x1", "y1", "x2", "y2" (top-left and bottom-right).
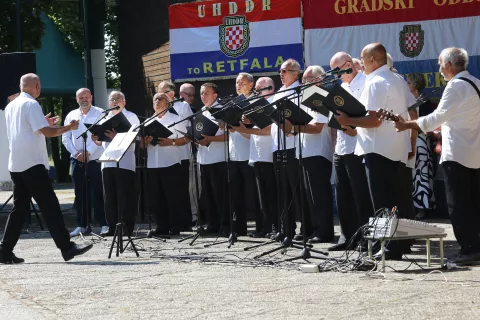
[
  {"x1": 336, "y1": 72, "x2": 366, "y2": 155},
  {"x1": 271, "y1": 81, "x2": 300, "y2": 152},
  {"x1": 296, "y1": 105, "x2": 332, "y2": 161},
  {"x1": 355, "y1": 65, "x2": 410, "y2": 163},
  {"x1": 197, "y1": 104, "x2": 227, "y2": 165},
  {"x1": 5, "y1": 92, "x2": 50, "y2": 172},
  {"x1": 146, "y1": 112, "x2": 187, "y2": 168},
  {"x1": 101, "y1": 109, "x2": 140, "y2": 172},
  {"x1": 62, "y1": 106, "x2": 105, "y2": 161}
]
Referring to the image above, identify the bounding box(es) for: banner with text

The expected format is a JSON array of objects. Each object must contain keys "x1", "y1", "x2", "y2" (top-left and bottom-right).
[
  {"x1": 169, "y1": 0, "x2": 303, "y2": 81},
  {"x1": 303, "y1": 0, "x2": 480, "y2": 95}
]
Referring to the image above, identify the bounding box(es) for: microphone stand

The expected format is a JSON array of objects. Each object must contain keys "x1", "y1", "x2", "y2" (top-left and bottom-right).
[
  {"x1": 203, "y1": 93, "x2": 266, "y2": 249},
  {"x1": 248, "y1": 80, "x2": 332, "y2": 260},
  {"x1": 75, "y1": 109, "x2": 111, "y2": 241}
]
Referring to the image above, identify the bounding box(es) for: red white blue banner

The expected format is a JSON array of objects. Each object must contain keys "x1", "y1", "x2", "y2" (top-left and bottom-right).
[
  {"x1": 169, "y1": 0, "x2": 303, "y2": 81},
  {"x1": 303, "y1": 0, "x2": 480, "y2": 95}
]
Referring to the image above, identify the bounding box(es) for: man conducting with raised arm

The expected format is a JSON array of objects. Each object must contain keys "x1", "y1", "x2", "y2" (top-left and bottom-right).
[{"x1": 0, "y1": 74, "x2": 93, "y2": 263}]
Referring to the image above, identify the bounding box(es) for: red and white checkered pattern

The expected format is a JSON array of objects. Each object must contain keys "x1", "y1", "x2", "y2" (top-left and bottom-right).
[
  {"x1": 405, "y1": 32, "x2": 419, "y2": 52},
  {"x1": 225, "y1": 26, "x2": 244, "y2": 50}
]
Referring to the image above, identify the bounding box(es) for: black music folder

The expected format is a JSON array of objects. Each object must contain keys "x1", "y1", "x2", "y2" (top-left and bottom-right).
[
  {"x1": 192, "y1": 113, "x2": 220, "y2": 141},
  {"x1": 85, "y1": 112, "x2": 132, "y2": 142},
  {"x1": 301, "y1": 85, "x2": 330, "y2": 117},
  {"x1": 140, "y1": 120, "x2": 173, "y2": 146},
  {"x1": 322, "y1": 84, "x2": 367, "y2": 117},
  {"x1": 270, "y1": 98, "x2": 313, "y2": 126},
  {"x1": 245, "y1": 97, "x2": 275, "y2": 129},
  {"x1": 211, "y1": 95, "x2": 249, "y2": 126}
]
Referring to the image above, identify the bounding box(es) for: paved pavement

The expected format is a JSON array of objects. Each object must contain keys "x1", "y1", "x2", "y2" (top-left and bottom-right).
[{"x1": 0, "y1": 185, "x2": 479, "y2": 320}]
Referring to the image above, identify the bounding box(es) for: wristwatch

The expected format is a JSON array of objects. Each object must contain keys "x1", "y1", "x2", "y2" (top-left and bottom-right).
[{"x1": 172, "y1": 139, "x2": 176, "y2": 146}]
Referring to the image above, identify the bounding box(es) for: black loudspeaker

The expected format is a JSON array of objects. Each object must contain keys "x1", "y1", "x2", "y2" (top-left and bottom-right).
[{"x1": 0, "y1": 52, "x2": 36, "y2": 110}]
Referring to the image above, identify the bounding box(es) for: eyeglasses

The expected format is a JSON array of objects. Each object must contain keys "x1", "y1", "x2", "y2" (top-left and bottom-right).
[
  {"x1": 181, "y1": 91, "x2": 194, "y2": 98},
  {"x1": 109, "y1": 97, "x2": 123, "y2": 102},
  {"x1": 338, "y1": 60, "x2": 351, "y2": 70},
  {"x1": 154, "y1": 97, "x2": 166, "y2": 102},
  {"x1": 278, "y1": 69, "x2": 298, "y2": 74}
]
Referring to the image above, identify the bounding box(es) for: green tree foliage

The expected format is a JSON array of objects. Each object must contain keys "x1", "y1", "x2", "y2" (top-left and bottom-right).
[{"x1": 0, "y1": 0, "x2": 51, "y2": 53}]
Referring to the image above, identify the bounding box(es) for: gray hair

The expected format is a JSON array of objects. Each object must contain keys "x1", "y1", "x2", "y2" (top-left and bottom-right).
[
  {"x1": 285, "y1": 58, "x2": 301, "y2": 72},
  {"x1": 309, "y1": 65, "x2": 325, "y2": 77},
  {"x1": 407, "y1": 73, "x2": 426, "y2": 92},
  {"x1": 109, "y1": 90, "x2": 125, "y2": 100},
  {"x1": 159, "y1": 80, "x2": 176, "y2": 92},
  {"x1": 440, "y1": 47, "x2": 469, "y2": 71},
  {"x1": 20, "y1": 73, "x2": 39, "y2": 90},
  {"x1": 238, "y1": 72, "x2": 254, "y2": 83}
]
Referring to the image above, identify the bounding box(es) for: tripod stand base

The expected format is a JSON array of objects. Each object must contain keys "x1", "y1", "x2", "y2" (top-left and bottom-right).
[
  {"x1": 284, "y1": 245, "x2": 328, "y2": 262},
  {"x1": 178, "y1": 226, "x2": 205, "y2": 245},
  {"x1": 108, "y1": 223, "x2": 140, "y2": 258}
]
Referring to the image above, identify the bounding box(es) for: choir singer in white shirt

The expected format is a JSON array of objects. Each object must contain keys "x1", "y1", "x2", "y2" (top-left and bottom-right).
[{"x1": 393, "y1": 47, "x2": 480, "y2": 266}]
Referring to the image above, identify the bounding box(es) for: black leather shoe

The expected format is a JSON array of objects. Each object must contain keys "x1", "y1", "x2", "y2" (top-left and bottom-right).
[
  {"x1": 293, "y1": 234, "x2": 303, "y2": 241},
  {"x1": 248, "y1": 231, "x2": 267, "y2": 238},
  {"x1": 0, "y1": 250, "x2": 25, "y2": 264},
  {"x1": 308, "y1": 236, "x2": 333, "y2": 244},
  {"x1": 328, "y1": 242, "x2": 347, "y2": 251},
  {"x1": 100, "y1": 230, "x2": 115, "y2": 237},
  {"x1": 62, "y1": 243, "x2": 94, "y2": 261}
]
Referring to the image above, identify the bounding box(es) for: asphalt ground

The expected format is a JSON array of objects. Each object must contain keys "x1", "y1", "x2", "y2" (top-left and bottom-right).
[{"x1": 0, "y1": 185, "x2": 479, "y2": 320}]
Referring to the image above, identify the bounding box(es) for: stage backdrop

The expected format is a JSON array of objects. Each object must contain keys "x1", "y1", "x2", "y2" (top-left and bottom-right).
[
  {"x1": 169, "y1": 0, "x2": 303, "y2": 81},
  {"x1": 303, "y1": 0, "x2": 480, "y2": 96}
]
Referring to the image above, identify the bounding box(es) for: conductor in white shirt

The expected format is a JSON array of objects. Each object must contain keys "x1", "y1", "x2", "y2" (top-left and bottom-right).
[
  {"x1": 62, "y1": 88, "x2": 108, "y2": 237},
  {"x1": 394, "y1": 47, "x2": 480, "y2": 265},
  {"x1": 0, "y1": 73, "x2": 93, "y2": 263},
  {"x1": 92, "y1": 91, "x2": 140, "y2": 237},
  {"x1": 336, "y1": 43, "x2": 410, "y2": 260}
]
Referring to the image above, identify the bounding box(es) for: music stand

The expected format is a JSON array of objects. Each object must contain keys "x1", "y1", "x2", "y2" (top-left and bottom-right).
[{"x1": 99, "y1": 130, "x2": 140, "y2": 258}]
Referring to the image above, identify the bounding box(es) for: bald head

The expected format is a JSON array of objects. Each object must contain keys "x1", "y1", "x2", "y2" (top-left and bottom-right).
[
  {"x1": 255, "y1": 77, "x2": 275, "y2": 98},
  {"x1": 364, "y1": 43, "x2": 387, "y2": 65},
  {"x1": 179, "y1": 83, "x2": 195, "y2": 105},
  {"x1": 361, "y1": 43, "x2": 387, "y2": 75},
  {"x1": 330, "y1": 52, "x2": 351, "y2": 68},
  {"x1": 20, "y1": 73, "x2": 41, "y2": 98},
  {"x1": 330, "y1": 52, "x2": 357, "y2": 84}
]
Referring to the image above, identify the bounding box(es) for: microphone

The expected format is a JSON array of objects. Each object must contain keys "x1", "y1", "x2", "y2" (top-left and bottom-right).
[
  {"x1": 168, "y1": 96, "x2": 184, "y2": 104},
  {"x1": 103, "y1": 105, "x2": 121, "y2": 113},
  {"x1": 333, "y1": 68, "x2": 353, "y2": 76},
  {"x1": 325, "y1": 67, "x2": 340, "y2": 74},
  {"x1": 254, "y1": 85, "x2": 273, "y2": 92}
]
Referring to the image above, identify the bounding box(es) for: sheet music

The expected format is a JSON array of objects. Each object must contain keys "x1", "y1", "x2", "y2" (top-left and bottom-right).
[{"x1": 99, "y1": 131, "x2": 138, "y2": 162}]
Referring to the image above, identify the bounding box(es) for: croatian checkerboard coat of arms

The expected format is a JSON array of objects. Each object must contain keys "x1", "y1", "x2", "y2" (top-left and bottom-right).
[
  {"x1": 399, "y1": 24, "x2": 424, "y2": 58},
  {"x1": 219, "y1": 15, "x2": 250, "y2": 58}
]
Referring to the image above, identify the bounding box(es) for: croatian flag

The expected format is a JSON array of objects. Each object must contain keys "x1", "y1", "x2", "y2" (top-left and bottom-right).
[
  {"x1": 169, "y1": 0, "x2": 303, "y2": 81},
  {"x1": 303, "y1": 0, "x2": 480, "y2": 95}
]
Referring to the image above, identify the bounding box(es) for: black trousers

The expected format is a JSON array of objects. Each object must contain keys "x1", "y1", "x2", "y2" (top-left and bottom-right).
[
  {"x1": 273, "y1": 149, "x2": 299, "y2": 238},
  {"x1": 334, "y1": 153, "x2": 374, "y2": 243},
  {"x1": 147, "y1": 164, "x2": 182, "y2": 232},
  {"x1": 102, "y1": 167, "x2": 136, "y2": 235},
  {"x1": 302, "y1": 156, "x2": 334, "y2": 240},
  {"x1": 364, "y1": 153, "x2": 405, "y2": 253},
  {"x1": 229, "y1": 161, "x2": 255, "y2": 235},
  {"x1": 442, "y1": 161, "x2": 480, "y2": 251},
  {"x1": 396, "y1": 165, "x2": 415, "y2": 220},
  {"x1": 253, "y1": 162, "x2": 277, "y2": 233},
  {"x1": 71, "y1": 159, "x2": 106, "y2": 227},
  {"x1": 200, "y1": 162, "x2": 228, "y2": 230},
  {"x1": 1, "y1": 165, "x2": 73, "y2": 252},
  {"x1": 179, "y1": 159, "x2": 193, "y2": 229}
]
